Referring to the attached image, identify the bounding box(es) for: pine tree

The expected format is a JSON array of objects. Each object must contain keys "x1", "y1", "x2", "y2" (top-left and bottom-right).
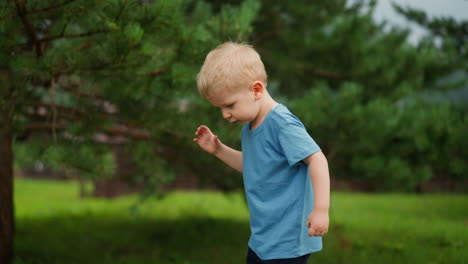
[{"x1": 0, "y1": 0, "x2": 260, "y2": 262}]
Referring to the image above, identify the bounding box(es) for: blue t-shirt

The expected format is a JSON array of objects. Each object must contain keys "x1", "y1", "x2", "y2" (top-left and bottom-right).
[{"x1": 241, "y1": 104, "x2": 322, "y2": 260}]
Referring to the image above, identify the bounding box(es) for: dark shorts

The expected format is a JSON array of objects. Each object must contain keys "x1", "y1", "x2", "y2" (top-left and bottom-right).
[{"x1": 246, "y1": 247, "x2": 310, "y2": 264}]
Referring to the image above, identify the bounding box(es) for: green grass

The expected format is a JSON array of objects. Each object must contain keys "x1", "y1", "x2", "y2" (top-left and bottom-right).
[{"x1": 13, "y1": 178, "x2": 467, "y2": 264}]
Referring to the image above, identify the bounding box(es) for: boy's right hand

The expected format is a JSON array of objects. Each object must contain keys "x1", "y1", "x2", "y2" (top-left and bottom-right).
[{"x1": 193, "y1": 125, "x2": 222, "y2": 155}]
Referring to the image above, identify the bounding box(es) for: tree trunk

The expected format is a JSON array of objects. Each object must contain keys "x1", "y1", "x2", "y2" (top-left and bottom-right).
[
  {"x1": 0, "y1": 76, "x2": 15, "y2": 264},
  {"x1": 0, "y1": 132, "x2": 14, "y2": 264}
]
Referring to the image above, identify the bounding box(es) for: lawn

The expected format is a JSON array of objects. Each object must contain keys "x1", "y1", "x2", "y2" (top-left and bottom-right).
[{"x1": 13, "y1": 178, "x2": 467, "y2": 264}]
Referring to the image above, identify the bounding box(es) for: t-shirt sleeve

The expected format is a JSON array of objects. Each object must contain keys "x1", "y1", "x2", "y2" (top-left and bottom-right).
[{"x1": 278, "y1": 117, "x2": 321, "y2": 166}]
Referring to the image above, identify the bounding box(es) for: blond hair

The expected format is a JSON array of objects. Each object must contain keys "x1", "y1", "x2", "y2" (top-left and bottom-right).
[{"x1": 196, "y1": 42, "x2": 267, "y2": 99}]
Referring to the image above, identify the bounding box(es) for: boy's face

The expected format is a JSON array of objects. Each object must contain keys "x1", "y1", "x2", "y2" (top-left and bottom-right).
[{"x1": 208, "y1": 85, "x2": 261, "y2": 125}]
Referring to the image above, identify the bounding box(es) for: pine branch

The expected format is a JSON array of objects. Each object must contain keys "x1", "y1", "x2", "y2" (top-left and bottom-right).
[
  {"x1": 312, "y1": 68, "x2": 345, "y2": 79},
  {"x1": 26, "y1": 0, "x2": 76, "y2": 15},
  {"x1": 40, "y1": 29, "x2": 109, "y2": 42},
  {"x1": 107, "y1": 125, "x2": 188, "y2": 142},
  {"x1": 106, "y1": 125, "x2": 151, "y2": 140},
  {"x1": 25, "y1": 122, "x2": 150, "y2": 141},
  {"x1": 79, "y1": 62, "x2": 118, "y2": 73},
  {"x1": 79, "y1": 66, "x2": 168, "y2": 78},
  {"x1": 25, "y1": 105, "x2": 147, "y2": 142},
  {"x1": 13, "y1": 0, "x2": 42, "y2": 56},
  {"x1": 26, "y1": 101, "x2": 143, "y2": 137},
  {"x1": 69, "y1": 132, "x2": 129, "y2": 145},
  {"x1": 34, "y1": 80, "x2": 118, "y2": 116},
  {"x1": 60, "y1": 83, "x2": 106, "y2": 102},
  {"x1": 23, "y1": 75, "x2": 186, "y2": 142},
  {"x1": 75, "y1": 41, "x2": 97, "y2": 51},
  {"x1": 115, "y1": 0, "x2": 128, "y2": 21},
  {"x1": 32, "y1": 78, "x2": 103, "y2": 102},
  {"x1": 27, "y1": 102, "x2": 85, "y2": 120},
  {"x1": 26, "y1": 122, "x2": 68, "y2": 131},
  {"x1": 25, "y1": 109, "x2": 188, "y2": 142},
  {"x1": 144, "y1": 69, "x2": 168, "y2": 77}
]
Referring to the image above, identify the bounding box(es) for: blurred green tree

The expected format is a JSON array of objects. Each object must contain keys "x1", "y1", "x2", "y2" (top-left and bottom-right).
[
  {"x1": 205, "y1": 0, "x2": 467, "y2": 191},
  {"x1": 256, "y1": 0, "x2": 468, "y2": 191},
  {"x1": 0, "y1": 0, "x2": 260, "y2": 262}
]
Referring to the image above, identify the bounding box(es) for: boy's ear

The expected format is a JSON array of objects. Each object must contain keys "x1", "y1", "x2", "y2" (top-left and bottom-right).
[{"x1": 251, "y1": 81, "x2": 264, "y2": 100}]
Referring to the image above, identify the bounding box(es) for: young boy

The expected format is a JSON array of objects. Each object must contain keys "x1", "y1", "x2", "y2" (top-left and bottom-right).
[{"x1": 193, "y1": 42, "x2": 330, "y2": 264}]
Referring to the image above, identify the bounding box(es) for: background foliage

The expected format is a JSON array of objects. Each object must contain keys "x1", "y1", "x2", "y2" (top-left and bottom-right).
[
  {"x1": 5, "y1": 0, "x2": 468, "y2": 193},
  {"x1": 200, "y1": 0, "x2": 468, "y2": 191}
]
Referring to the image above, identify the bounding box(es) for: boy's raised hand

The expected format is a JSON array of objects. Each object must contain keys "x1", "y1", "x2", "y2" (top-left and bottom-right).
[{"x1": 193, "y1": 125, "x2": 221, "y2": 155}]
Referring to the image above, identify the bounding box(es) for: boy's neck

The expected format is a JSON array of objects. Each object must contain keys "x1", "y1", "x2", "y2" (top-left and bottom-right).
[{"x1": 251, "y1": 96, "x2": 278, "y2": 130}]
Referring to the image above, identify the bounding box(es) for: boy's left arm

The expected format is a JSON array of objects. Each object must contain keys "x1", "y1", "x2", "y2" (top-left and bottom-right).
[{"x1": 303, "y1": 151, "x2": 330, "y2": 237}]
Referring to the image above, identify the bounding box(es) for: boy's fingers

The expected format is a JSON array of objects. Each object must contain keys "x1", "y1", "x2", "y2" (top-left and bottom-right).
[
  {"x1": 199, "y1": 126, "x2": 210, "y2": 134},
  {"x1": 307, "y1": 222, "x2": 326, "y2": 236},
  {"x1": 309, "y1": 229, "x2": 323, "y2": 237},
  {"x1": 309, "y1": 226, "x2": 328, "y2": 237},
  {"x1": 316, "y1": 230, "x2": 327, "y2": 236},
  {"x1": 195, "y1": 128, "x2": 205, "y2": 136}
]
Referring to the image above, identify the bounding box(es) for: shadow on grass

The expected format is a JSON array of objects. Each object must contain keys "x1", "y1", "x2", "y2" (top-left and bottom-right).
[{"x1": 15, "y1": 215, "x2": 250, "y2": 264}]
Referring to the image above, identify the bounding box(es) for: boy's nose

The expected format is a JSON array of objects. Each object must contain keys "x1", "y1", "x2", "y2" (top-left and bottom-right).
[{"x1": 221, "y1": 109, "x2": 231, "y2": 119}]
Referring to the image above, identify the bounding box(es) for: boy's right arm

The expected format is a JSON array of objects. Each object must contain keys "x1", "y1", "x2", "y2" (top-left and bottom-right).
[{"x1": 193, "y1": 125, "x2": 243, "y2": 173}]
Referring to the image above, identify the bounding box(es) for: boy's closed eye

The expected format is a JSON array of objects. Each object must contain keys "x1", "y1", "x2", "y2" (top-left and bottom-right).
[{"x1": 221, "y1": 103, "x2": 235, "y2": 109}]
